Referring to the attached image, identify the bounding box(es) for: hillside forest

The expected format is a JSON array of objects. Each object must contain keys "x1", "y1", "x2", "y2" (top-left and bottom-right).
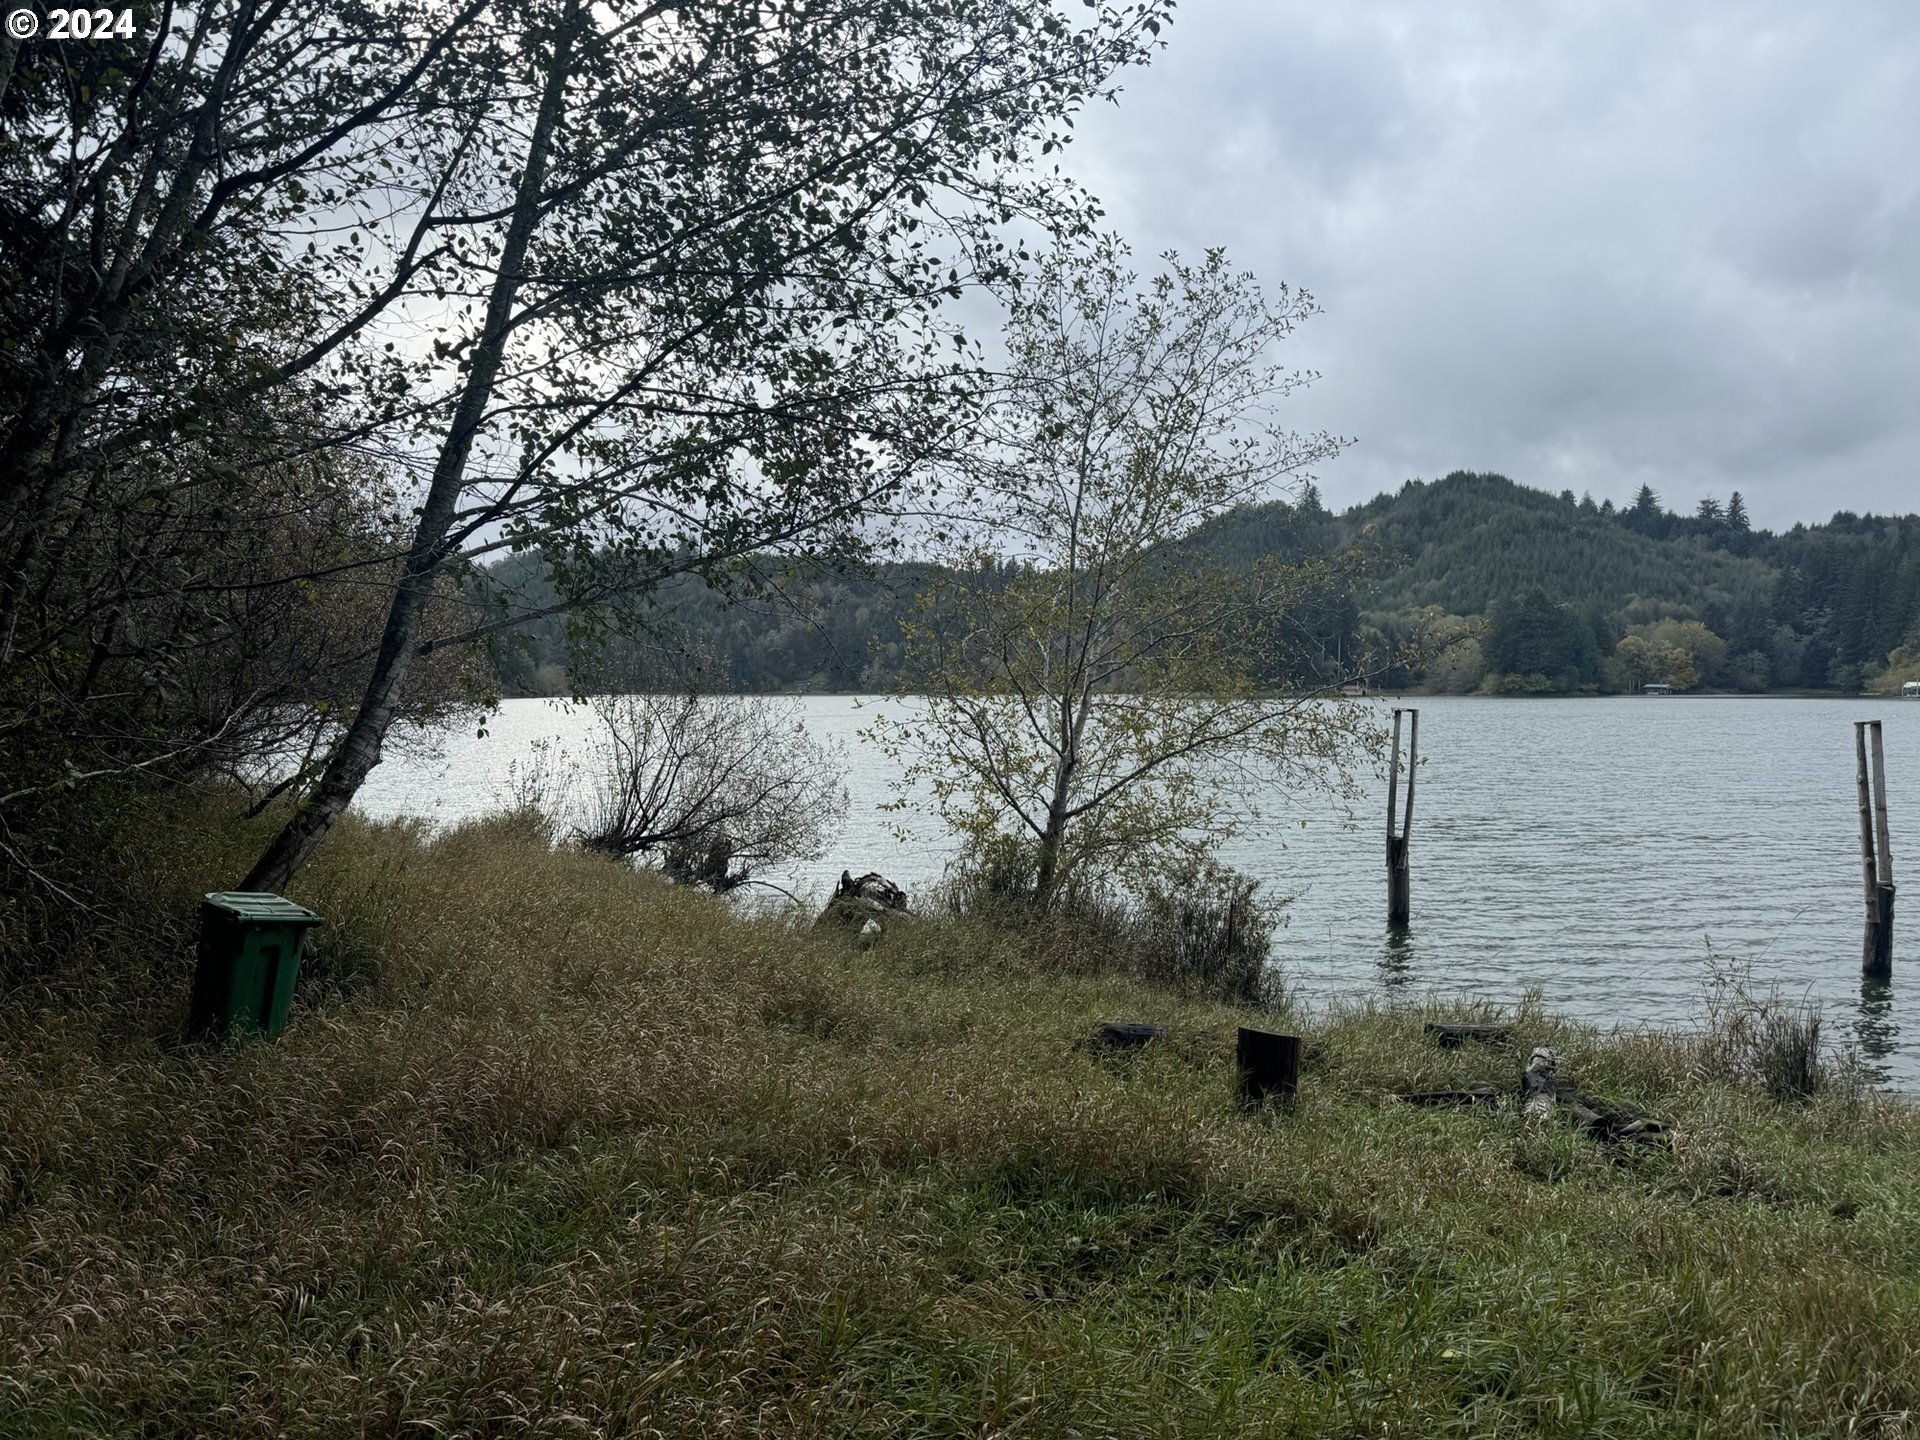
[{"x1": 484, "y1": 471, "x2": 1920, "y2": 698}]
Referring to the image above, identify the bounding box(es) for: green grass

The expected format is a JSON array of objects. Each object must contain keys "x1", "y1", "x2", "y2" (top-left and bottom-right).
[{"x1": 3, "y1": 799, "x2": 1919, "y2": 1436}]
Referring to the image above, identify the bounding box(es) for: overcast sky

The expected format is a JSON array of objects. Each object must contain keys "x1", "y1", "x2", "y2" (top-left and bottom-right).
[{"x1": 1063, "y1": 0, "x2": 1919, "y2": 528}]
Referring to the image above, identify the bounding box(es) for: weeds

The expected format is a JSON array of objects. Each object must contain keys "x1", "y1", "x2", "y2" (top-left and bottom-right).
[
  {"x1": 2, "y1": 797, "x2": 1919, "y2": 1436},
  {"x1": 1695, "y1": 951, "x2": 1836, "y2": 1102},
  {"x1": 928, "y1": 847, "x2": 1288, "y2": 1009}
]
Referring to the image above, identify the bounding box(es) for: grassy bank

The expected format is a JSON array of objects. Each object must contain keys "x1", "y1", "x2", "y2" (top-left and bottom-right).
[{"x1": 4, "y1": 802, "x2": 1919, "y2": 1437}]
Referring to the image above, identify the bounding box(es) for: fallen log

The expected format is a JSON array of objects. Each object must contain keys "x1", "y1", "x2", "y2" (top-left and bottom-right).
[
  {"x1": 1425, "y1": 1021, "x2": 1512, "y2": 1050},
  {"x1": 1093, "y1": 1021, "x2": 1168, "y2": 1050}
]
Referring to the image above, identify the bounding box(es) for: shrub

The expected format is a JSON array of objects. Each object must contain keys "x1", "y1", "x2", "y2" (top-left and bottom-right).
[
  {"x1": 928, "y1": 842, "x2": 1286, "y2": 1009},
  {"x1": 1127, "y1": 860, "x2": 1286, "y2": 1009}
]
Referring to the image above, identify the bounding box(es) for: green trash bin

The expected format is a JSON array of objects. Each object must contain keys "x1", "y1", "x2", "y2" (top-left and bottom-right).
[{"x1": 188, "y1": 892, "x2": 324, "y2": 1042}]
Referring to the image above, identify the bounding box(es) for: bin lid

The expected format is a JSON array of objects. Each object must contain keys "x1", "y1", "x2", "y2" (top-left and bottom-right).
[{"x1": 202, "y1": 892, "x2": 324, "y2": 926}]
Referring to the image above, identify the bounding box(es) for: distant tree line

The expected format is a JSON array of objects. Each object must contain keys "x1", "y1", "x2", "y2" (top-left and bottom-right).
[{"x1": 490, "y1": 471, "x2": 1920, "y2": 698}]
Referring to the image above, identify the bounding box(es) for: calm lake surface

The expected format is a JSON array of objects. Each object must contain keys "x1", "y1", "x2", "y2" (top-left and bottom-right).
[{"x1": 357, "y1": 695, "x2": 1920, "y2": 1083}]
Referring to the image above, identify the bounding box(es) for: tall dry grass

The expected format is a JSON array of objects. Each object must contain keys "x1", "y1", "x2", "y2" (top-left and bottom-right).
[{"x1": 3, "y1": 794, "x2": 1920, "y2": 1436}]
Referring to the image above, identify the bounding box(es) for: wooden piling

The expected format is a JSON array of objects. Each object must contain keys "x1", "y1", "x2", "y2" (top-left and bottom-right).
[
  {"x1": 1386, "y1": 707, "x2": 1418, "y2": 927},
  {"x1": 1856, "y1": 720, "x2": 1896, "y2": 979},
  {"x1": 1236, "y1": 1027, "x2": 1301, "y2": 1108}
]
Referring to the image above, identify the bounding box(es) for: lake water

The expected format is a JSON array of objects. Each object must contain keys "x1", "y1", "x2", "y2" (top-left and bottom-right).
[{"x1": 356, "y1": 695, "x2": 1920, "y2": 1084}]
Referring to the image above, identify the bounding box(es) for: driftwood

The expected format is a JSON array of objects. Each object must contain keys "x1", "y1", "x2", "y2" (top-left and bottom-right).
[
  {"x1": 1425, "y1": 1021, "x2": 1511, "y2": 1050},
  {"x1": 1093, "y1": 1021, "x2": 1168, "y2": 1050},
  {"x1": 1522, "y1": 1046, "x2": 1673, "y2": 1146},
  {"x1": 1392, "y1": 1049, "x2": 1673, "y2": 1144}
]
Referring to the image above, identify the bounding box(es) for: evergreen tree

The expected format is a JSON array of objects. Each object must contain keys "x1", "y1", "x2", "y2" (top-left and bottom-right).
[
  {"x1": 1727, "y1": 491, "x2": 1751, "y2": 531},
  {"x1": 1697, "y1": 496, "x2": 1724, "y2": 522},
  {"x1": 1484, "y1": 589, "x2": 1602, "y2": 688}
]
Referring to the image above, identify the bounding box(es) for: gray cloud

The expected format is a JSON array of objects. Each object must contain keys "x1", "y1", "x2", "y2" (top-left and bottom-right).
[{"x1": 1066, "y1": 1, "x2": 1920, "y2": 526}]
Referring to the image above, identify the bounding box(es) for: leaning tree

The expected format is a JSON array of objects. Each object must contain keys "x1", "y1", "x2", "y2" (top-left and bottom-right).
[
  {"x1": 240, "y1": 0, "x2": 1171, "y2": 892},
  {"x1": 0, "y1": 0, "x2": 1171, "y2": 890}
]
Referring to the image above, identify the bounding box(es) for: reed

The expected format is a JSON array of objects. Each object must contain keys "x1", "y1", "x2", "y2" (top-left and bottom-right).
[{"x1": 2, "y1": 795, "x2": 1916, "y2": 1437}]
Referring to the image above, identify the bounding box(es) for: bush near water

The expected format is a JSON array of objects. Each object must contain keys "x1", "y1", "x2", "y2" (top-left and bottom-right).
[{"x1": 3, "y1": 794, "x2": 1919, "y2": 1437}]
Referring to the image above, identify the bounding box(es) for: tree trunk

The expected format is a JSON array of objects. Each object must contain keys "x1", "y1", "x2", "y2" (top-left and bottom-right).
[
  {"x1": 239, "y1": 6, "x2": 580, "y2": 894},
  {"x1": 1032, "y1": 812, "x2": 1067, "y2": 908}
]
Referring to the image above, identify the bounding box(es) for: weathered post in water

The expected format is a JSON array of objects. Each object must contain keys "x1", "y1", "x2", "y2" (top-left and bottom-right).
[
  {"x1": 1386, "y1": 707, "x2": 1419, "y2": 927},
  {"x1": 1855, "y1": 720, "x2": 1896, "y2": 979}
]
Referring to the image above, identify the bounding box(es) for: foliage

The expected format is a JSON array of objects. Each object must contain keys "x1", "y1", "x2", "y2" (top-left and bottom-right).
[
  {"x1": 929, "y1": 840, "x2": 1286, "y2": 1008},
  {"x1": 1184, "y1": 472, "x2": 1920, "y2": 695},
  {"x1": 0, "y1": 0, "x2": 496, "y2": 872},
  {"x1": 1480, "y1": 588, "x2": 1607, "y2": 691},
  {"x1": 481, "y1": 472, "x2": 1920, "y2": 700},
  {"x1": 873, "y1": 241, "x2": 1375, "y2": 908},
  {"x1": 1126, "y1": 858, "x2": 1287, "y2": 1008},
  {"x1": 1693, "y1": 956, "x2": 1830, "y2": 1103},
  {"x1": 0, "y1": 0, "x2": 1170, "y2": 894},
  {"x1": 569, "y1": 689, "x2": 848, "y2": 893}
]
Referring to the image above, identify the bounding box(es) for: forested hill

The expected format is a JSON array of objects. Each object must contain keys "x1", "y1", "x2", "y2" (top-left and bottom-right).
[{"x1": 486, "y1": 471, "x2": 1920, "y2": 696}]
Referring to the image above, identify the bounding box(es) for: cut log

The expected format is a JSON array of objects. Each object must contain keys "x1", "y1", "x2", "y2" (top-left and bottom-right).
[{"x1": 1425, "y1": 1021, "x2": 1512, "y2": 1049}]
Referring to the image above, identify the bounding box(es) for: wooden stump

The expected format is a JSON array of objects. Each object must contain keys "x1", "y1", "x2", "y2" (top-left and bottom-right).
[{"x1": 1236, "y1": 1027, "x2": 1301, "y2": 1108}]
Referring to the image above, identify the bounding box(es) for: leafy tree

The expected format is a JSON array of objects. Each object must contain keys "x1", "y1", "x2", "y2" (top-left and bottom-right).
[
  {"x1": 231, "y1": 0, "x2": 1167, "y2": 892},
  {"x1": 872, "y1": 242, "x2": 1372, "y2": 908},
  {"x1": 0, "y1": 1, "x2": 493, "y2": 848},
  {"x1": 572, "y1": 691, "x2": 848, "y2": 892}
]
